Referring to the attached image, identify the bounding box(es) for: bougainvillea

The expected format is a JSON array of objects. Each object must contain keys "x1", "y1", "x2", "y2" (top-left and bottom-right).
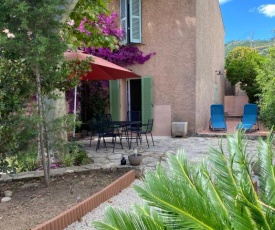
[
  {"x1": 67, "y1": 11, "x2": 155, "y2": 123},
  {"x1": 83, "y1": 46, "x2": 155, "y2": 66},
  {"x1": 96, "y1": 12, "x2": 125, "y2": 38},
  {"x1": 66, "y1": 80, "x2": 109, "y2": 118},
  {"x1": 78, "y1": 12, "x2": 155, "y2": 67},
  {"x1": 76, "y1": 13, "x2": 124, "y2": 37}
]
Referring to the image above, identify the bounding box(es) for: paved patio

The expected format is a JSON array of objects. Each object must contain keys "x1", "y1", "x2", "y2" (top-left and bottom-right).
[
  {"x1": 65, "y1": 120, "x2": 267, "y2": 230},
  {"x1": 1, "y1": 118, "x2": 268, "y2": 182},
  {"x1": 197, "y1": 117, "x2": 269, "y2": 138},
  {"x1": 79, "y1": 126, "x2": 264, "y2": 174}
]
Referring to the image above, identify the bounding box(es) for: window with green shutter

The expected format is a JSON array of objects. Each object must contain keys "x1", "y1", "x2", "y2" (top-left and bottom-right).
[
  {"x1": 120, "y1": 0, "x2": 127, "y2": 44},
  {"x1": 120, "y1": 0, "x2": 142, "y2": 44},
  {"x1": 141, "y1": 76, "x2": 153, "y2": 125},
  {"x1": 109, "y1": 80, "x2": 120, "y2": 121}
]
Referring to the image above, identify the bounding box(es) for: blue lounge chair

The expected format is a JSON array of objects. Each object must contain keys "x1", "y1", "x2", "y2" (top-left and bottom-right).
[
  {"x1": 209, "y1": 104, "x2": 227, "y2": 131},
  {"x1": 237, "y1": 104, "x2": 259, "y2": 132}
]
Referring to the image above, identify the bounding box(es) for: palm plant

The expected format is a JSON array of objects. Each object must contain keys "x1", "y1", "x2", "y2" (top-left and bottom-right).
[{"x1": 93, "y1": 131, "x2": 275, "y2": 230}]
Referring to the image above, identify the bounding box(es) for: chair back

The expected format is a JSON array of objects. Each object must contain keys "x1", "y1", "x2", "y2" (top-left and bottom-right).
[
  {"x1": 210, "y1": 104, "x2": 225, "y2": 122},
  {"x1": 146, "y1": 119, "x2": 154, "y2": 132},
  {"x1": 242, "y1": 104, "x2": 258, "y2": 125},
  {"x1": 88, "y1": 118, "x2": 97, "y2": 135},
  {"x1": 95, "y1": 113, "x2": 112, "y2": 124},
  {"x1": 95, "y1": 114, "x2": 113, "y2": 135},
  {"x1": 127, "y1": 111, "x2": 141, "y2": 121},
  {"x1": 210, "y1": 104, "x2": 227, "y2": 130}
]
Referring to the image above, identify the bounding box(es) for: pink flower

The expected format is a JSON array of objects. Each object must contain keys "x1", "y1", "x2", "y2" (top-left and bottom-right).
[{"x1": 67, "y1": 20, "x2": 75, "y2": 26}]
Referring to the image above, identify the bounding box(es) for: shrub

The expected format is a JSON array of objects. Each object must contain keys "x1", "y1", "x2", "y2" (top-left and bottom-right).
[
  {"x1": 257, "y1": 47, "x2": 275, "y2": 128},
  {"x1": 59, "y1": 142, "x2": 91, "y2": 167},
  {"x1": 6, "y1": 151, "x2": 39, "y2": 173},
  {"x1": 60, "y1": 153, "x2": 75, "y2": 167},
  {"x1": 225, "y1": 46, "x2": 264, "y2": 103}
]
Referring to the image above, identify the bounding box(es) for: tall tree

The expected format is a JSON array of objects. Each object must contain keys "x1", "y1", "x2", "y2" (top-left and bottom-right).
[
  {"x1": 225, "y1": 46, "x2": 264, "y2": 103},
  {"x1": 0, "y1": 0, "x2": 118, "y2": 185},
  {"x1": 0, "y1": 0, "x2": 79, "y2": 185}
]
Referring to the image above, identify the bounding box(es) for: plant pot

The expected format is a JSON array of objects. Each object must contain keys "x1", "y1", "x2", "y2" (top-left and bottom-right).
[
  {"x1": 171, "y1": 122, "x2": 188, "y2": 137},
  {"x1": 128, "y1": 154, "x2": 143, "y2": 166}
]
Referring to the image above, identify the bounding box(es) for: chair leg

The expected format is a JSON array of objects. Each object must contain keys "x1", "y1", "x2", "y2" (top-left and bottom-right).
[
  {"x1": 139, "y1": 134, "x2": 142, "y2": 144},
  {"x1": 96, "y1": 137, "x2": 101, "y2": 151},
  {"x1": 112, "y1": 136, "x2": 116, "y2": 153},
  {"x1": 119, "y1": 134, "x2": 123, "y2": 149},
  {"x1": 136, "y1": 134, "x2": 139, "y2": 146},
  {"x1": 103, "y1": 137, "x2": 108, "y2": 149},
  {"x1": 133, "y1": 132, "x2": 140, "y2": 146},
  {"x1": 145, "y1": 134, "x2": 149, "y2": 148},
  {"x1": 135, "y1": 133, "x2": 139, "y2": 145},
  {"x1": 150, "y1": 132, "x2": 154, "y2": 146}
]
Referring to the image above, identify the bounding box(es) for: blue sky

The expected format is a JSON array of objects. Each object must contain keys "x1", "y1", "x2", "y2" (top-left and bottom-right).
[{"x1": 219, "y1": 0, "x2": 275, "y2": 43}]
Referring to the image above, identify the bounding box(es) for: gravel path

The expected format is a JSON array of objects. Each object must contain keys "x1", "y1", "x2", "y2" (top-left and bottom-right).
[{"x1": 65, "y1": 179, "x2": 143, "y2": 230}]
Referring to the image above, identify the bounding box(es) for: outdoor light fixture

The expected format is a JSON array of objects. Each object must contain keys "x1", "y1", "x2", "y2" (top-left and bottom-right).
[{"x1": 215, "y1": 70, "x2": 223, "y2": 75}]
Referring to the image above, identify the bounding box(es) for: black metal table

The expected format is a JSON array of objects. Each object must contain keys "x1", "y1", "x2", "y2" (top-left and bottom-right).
[{"x1": 109, "y1": 121, "x2": 141, "y2": 149}]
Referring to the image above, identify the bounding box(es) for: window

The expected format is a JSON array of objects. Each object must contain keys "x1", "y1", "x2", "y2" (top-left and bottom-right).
[{"x1": 120, "y1": 0, "x2": 142, "y2": 44}]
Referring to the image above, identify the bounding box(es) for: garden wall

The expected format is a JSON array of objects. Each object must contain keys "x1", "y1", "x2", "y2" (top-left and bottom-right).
[{"x1": 224, "y1": 96, "x2": 248, "y2": 117}]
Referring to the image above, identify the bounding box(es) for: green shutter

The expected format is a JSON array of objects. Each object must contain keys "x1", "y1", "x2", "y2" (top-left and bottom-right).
[
  {"x1": 130, "y1": 0, "x2": 142, "y2": 43},
  {"x1": 141, "y1": 76, "x2": 153, "y2": 126},
  {"x1": 109, "y1": 80, "x2": 120, "y2": 121},
  {"x1": 120, "y1": 0, "x2": 127, "y2": 44}
]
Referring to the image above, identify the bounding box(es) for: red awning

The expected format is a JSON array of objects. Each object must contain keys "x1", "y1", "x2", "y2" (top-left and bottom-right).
[{"x1": 64, "y1": 50, "x2": 140, "y2": 80}]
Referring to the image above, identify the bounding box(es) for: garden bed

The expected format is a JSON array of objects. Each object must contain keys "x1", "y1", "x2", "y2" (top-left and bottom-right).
[{"x1": 0, "y1": 169, "x2": 134, "y2": 230}]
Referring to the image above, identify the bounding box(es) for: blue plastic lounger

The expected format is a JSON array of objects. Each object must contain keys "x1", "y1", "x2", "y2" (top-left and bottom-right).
[
  {"x1": 237, "y1": 103, "x2": 259, "y2": 132},
  {"x1": 209, "y1": 104, "x2": 227, "y2": 131}
]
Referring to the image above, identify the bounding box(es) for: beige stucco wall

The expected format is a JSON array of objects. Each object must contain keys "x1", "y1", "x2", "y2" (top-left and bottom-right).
[
  {"x1": 224, "y1": 96, "x2": 248, "y2": 117},
  {"x1": 195, "y1": 0, "x2": 225, "y2": 133},
  {"x1": 112, "y1": 0, "x2": 224, "y2": 135}
]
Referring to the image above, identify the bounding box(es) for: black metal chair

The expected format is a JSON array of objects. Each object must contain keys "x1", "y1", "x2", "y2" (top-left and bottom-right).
[
  {"x1": 89, "y1": 114, "x2": 112, "y2": 147},
  {"x1": 127, "y1": 111, "x2": 141, "y2": 130},
  {"x1": 97, "y1": 122, "x2": 123, "y2": 153},
  {"x1": 95, "y1": 113, "x2": 112, "y2": 123},
  {"x1": 124, "y1": 111, "x2": 141, "y2": 148},
  {"x1": 133, "y1": 119, "x2": 154, "y2": 148},
  {"x1": 95, "y1": 115, "x2": 123, "y2": 152}
]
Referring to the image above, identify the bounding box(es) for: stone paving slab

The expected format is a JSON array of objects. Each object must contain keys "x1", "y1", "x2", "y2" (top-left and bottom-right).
[{"x1": 0, "y1": 135, "x2": 261, "y2": 182}]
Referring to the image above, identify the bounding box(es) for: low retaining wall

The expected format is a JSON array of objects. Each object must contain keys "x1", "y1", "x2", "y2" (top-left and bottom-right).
[
  {"x1": 224, "y1": 95, "x2": 248, "y2": 117},
  {"x1": 32, "y1": 170, "x2": 136, "y2": 230}
]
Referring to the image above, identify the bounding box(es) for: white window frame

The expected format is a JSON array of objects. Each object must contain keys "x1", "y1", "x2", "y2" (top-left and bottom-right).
[{"x1": 120, "y1": 0, "x2": 142, "y2": 44}]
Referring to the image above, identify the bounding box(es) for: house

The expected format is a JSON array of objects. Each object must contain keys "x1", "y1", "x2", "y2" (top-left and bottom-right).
[{"x1": 108, "y1": 0, "x2": 225, "y2": 136}]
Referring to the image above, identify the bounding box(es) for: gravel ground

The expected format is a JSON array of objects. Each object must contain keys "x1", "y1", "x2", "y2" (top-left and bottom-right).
[{"x1": 65, "y1": 179, "x2": 143, "y2": 230}]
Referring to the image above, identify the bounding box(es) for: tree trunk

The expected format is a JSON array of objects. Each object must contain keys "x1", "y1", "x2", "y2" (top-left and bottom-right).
[{"x1": 35, "y1": 65, "x2": 50, "y2": 186}]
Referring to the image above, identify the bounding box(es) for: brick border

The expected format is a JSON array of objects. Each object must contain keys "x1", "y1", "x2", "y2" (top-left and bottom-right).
[{"x1": 32, "y1": 170, "x2": 136, "y2": 230}]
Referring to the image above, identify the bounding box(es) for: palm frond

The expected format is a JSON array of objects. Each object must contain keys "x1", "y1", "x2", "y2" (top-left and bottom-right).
[
  {"x1": 169, "y1": 150, "x2": 230, "y2": 226},
  {"x1": 208, "y1": 132, "x2": 256, "y2": 229},
  {"x1": 133, "y1": 152, "x2": 229, "y2": 230},
  {"x1": 257, "y1": 133, "x2": 275, "y2": 228},
  {"x1": 194, "y1": 160, "x2": 230, "y2": 225},
  {"x1": 257, "y1": 134, "x2": 275, "y2": 206},
  {"x1": 92, "y1": 205, "x2": 166, "y2": 230},
  {"x1": 93, "y1": 130, "x2": 275, "y2": 230}
]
